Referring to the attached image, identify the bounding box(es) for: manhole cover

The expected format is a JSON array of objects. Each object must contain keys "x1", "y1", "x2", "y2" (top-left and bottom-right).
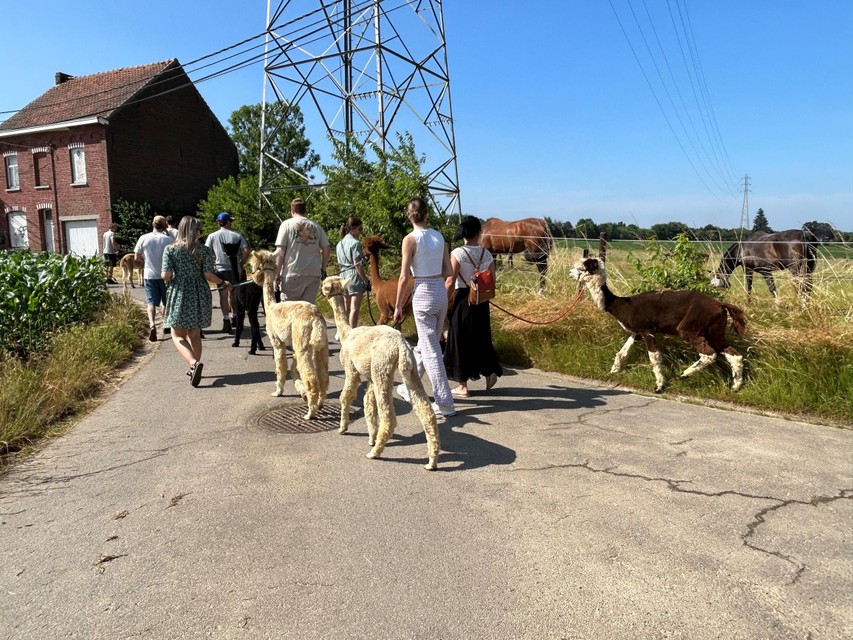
[{"x1": 256, "y1": 401, "x2": 340, "y2": 433}]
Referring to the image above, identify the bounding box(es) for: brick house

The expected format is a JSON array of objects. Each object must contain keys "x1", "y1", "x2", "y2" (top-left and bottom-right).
[{"x1": 0, "y1": 59, "x2": 238, "y2": 256}]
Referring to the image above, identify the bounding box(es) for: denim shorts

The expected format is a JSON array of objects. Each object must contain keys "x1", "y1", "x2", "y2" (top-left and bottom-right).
[{"x1": 144, "y1": 278, "x2": 168, "y2": 306}]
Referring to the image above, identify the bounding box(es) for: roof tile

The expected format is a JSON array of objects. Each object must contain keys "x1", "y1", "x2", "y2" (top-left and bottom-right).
[{"x1": 0, "y1": 59, "x2": 177, "y2": 131}]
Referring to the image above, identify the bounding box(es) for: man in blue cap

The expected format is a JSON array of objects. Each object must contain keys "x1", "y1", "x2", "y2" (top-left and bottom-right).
[{"x1": 205, "y1": 212, "x2": 249, "y2": 333}]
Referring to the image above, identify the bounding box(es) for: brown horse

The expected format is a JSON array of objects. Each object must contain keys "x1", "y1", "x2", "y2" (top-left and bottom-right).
[
  {"x1": 479, "y1": 217, "x2": 553, "y2": 290},
  {"x1": 710, "y1": 229, "x2": 818, "y2": 303}
]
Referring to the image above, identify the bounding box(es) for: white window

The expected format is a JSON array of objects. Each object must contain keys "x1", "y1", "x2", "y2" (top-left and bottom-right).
[
  {"x1": 70, "y1": 146, "x2": 87, "y2": 184},
  {"x1": 8, "y1": 211, "x2": 28, "y2": 248},
  {"x1": 4, "y1": 154, "x2": 19, "y2": 189}
]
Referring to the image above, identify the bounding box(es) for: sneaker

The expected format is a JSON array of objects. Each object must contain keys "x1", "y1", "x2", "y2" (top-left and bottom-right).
[
  {"x1": 334, "y1": 332, "x2": 340, "y2": 342},
  {"x1": 222, "y1": 318, "x2": 232, "y2": 333},
  {"x1": 190, "y1": 361, "x2": 204, "y2": 387},
  {"x1": 164, "y1": 327, "x2": 171, "y2": 335},
  {"x1": 395, "y1": 384, "x2": 411, "y2": 403},
  {"x1": 431, "y1": 402, "x2": 457, "y2": 418},
  {"x1": 148, "y1": 326, "x2": 157, "y2": 342}
]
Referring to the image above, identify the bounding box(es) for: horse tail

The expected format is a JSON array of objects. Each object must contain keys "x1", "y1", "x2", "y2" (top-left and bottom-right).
[{"x1": 721, "y1": 302, "x2": 747, "y2": 336}]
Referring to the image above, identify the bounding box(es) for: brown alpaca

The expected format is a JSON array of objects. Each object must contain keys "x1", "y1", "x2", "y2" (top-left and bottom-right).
[
  {"x1": 322, "y1": 276, "x2": 440, "y2": 470},
  {"x1": 248, "y1": 250, "x2": 330, "y2": 420},
  {"x1": 120, "y1": 254, "x2": 144, "y2": 290},
  {"x1": 570, "y1": 257, "x2": 747, "y2": 392},
  {"x1": 362, "y1": 235, "x2": 413, "y2": 327}
]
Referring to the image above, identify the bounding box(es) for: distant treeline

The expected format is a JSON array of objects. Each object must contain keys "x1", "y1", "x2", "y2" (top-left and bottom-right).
[{"x1": 543, "y1": 217, "x2": 852, "y2": 243}]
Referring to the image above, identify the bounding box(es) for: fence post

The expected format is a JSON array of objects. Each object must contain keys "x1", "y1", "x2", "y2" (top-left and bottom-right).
[{"x1": 599, "y1": 232, "x2": 607, "y2": 262}]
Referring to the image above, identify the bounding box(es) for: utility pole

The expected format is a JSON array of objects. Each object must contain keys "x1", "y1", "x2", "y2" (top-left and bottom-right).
[{"x1": 259, "y1": 0, "x2": 462, "y2": 219}]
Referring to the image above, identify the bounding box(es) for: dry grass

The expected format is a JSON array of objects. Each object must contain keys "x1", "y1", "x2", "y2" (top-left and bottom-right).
[
  {"x1": 488, "y1": 244, "x2": 853, "y2": 424},
  {"x1": 0, "y1": 294, "x2": 147, "y2": 458}
]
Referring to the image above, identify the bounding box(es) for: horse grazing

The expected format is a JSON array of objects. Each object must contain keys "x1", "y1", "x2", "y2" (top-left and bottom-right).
[
  {"x1": 480, "y1": 217, "x2": 553, "y2": 290},
  {"x1": 710, "y1": 229, "x2": 818, "y2": 303}
]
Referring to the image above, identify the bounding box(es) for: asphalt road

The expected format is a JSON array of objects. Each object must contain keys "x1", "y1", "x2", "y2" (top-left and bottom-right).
[{"x1": 1, "y1": 285, "x2": 851, "y2": 639}]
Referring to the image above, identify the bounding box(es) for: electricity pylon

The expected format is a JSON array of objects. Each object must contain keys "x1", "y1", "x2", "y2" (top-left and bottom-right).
[
  {"x1": 738, "y1": 174, "x2": 751, "y2": 235},
  {"x1": 259, "y1": 0, "x2": 461, "y2": 219}
]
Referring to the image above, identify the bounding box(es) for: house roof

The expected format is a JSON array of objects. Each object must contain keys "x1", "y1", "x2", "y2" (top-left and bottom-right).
[{"x1": 0, "y1": 59, "x2": 179, "y2": 132}]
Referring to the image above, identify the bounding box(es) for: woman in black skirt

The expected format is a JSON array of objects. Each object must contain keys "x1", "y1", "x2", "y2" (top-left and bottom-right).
[{"x1": 443, "y1": 216, "x2": 502, "y2": 398}]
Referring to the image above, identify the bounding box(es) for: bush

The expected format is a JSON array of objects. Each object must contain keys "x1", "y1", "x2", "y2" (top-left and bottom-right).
[
  {"x1": 627, "y1": 233, "x2": 715, "y2": 294},
  {"x1": 0, "y1": 251, "x2": 109, "y2": 359}
]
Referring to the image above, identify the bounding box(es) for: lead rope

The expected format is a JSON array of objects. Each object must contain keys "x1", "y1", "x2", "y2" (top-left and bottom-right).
[{"x1": 488, "y1": 286, "x2": 585, "y2": 325}]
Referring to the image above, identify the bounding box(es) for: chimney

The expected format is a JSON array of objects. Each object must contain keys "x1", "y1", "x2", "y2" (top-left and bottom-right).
[{"x1": 55, "y1": 72, "x2": 73, "y2": 85}]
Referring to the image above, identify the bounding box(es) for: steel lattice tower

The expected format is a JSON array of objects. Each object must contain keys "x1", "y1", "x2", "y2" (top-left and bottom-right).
[
  {"x1": 739, "y1": 174, "x2": 751, "y2": 233},
  {"x1": 259, "y1": 0, "x2": 461, "y2": 218}
]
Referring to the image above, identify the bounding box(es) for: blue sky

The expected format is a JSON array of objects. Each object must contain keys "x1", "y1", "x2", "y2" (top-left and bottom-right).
[{"x1": 3, "y1": 1, "x2": 851, "y2": 231}]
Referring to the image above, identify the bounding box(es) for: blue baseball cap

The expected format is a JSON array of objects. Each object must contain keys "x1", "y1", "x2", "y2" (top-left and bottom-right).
[{"x1": 217, "y1": 212, "x2": 233, "y2": 223}]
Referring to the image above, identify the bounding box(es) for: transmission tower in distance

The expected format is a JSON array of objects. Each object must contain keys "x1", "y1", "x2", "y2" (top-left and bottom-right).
[
  {"x1": 739, "y1": 174, "x2": 751, "y2": 233},
  {"x1": 259, "y1": 0, "x2": 461, "y2": 219}
]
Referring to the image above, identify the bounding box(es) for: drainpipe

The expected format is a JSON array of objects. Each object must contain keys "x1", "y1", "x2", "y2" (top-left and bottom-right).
[{"x1": 49, "y1": 143, "x2": 62, "y2": 253}]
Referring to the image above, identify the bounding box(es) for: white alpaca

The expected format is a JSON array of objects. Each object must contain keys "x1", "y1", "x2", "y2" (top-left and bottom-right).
[
  {"x1": 248, "y1": 250, "x2": 329, "y2": 420},
  {"x1": 321, "y1": 276, "x2": 440, "y2": 471}
]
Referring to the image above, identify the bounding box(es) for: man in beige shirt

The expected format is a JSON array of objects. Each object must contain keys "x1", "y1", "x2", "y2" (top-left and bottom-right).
[{"x1": 274, "y1": 198, "x2": 330, "y2": 303}]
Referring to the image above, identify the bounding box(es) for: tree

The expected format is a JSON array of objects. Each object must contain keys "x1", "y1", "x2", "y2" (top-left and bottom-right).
[
  {"x1": 574, "y1": 218, "x2": 599, "y2": 238},
  {"x1": 650, "y1": 221, "x2": 690, "y2": 241},
  {"x1": 228, "y1": 102, "x2": 319, "y2": 181},
  {"x1": 113, "y1": 198, "x2": 154, "y2": 252},
  {"x1": 752, "y1": 208, "x2": 772, "y2": 233},
  {"x1": 198, "y1": 103, "x2": 321, "y2": 248},
  {"x1": 312, "y1": 133, "x2": 432, "y2": 248}
]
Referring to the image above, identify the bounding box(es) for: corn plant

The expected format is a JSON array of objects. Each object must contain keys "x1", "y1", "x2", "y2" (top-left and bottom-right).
[{"x1": 0, "y1": 251, "x2": 109, "y2": 359}]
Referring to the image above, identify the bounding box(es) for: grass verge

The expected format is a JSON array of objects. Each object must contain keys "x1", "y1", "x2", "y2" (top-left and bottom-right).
[{"x1": 0, "y1": 294, "x2": 147, "y2": 460}]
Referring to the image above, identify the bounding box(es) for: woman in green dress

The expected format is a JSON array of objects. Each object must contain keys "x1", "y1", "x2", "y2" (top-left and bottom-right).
[{"x1": 162, "y1": 216, "x2": 232, "y2": 386}]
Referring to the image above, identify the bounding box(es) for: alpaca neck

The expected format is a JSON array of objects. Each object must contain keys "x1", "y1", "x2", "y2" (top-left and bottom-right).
[
  {"x1": 585, "y1": 277, "x2": 621, "y2": 313},
  {"x1": 261, "y1": 275, "x2": 277, "y2": 311},
  {"x1": 368, "y1": 252, "x2": 383, "y2": 285},
  {"x1": 328, "y1": 295, "x2": 352, "y2": 342}
]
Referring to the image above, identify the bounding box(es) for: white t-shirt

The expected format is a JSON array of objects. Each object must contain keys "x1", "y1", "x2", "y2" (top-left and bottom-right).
[
  {"x1": 451, "y1": 244, "x2": 494, "y2": 289},
  {"x1": 134, "y1": 231, "x2": 174, "y2": 280},
  {"x1": 102, "y1": 230, "x2": 117, "y2": 254},
  {"x1": 275, "y1": 217, "x2": 330, "y2": 279}
]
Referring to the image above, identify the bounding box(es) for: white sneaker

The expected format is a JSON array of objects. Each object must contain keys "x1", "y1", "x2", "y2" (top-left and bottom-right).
[
  {"x1": 334, "y1": 332, "x2": 340, "y2": 342},
  {"x1": 431, "y1": 402, "x2": 457, "y2": 418},
  {"x1": 395, "y1": 384, "x2": 411, "y2": 403}
]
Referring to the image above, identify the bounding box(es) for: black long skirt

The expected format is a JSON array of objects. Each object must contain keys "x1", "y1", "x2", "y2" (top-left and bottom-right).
[{"x1": 443, "y1": 287, "x2": 503, "y2": 383}]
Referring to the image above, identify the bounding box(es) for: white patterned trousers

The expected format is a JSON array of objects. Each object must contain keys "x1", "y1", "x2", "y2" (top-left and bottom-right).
[{"x1": 411, "y1": 278, "x2": 453, "y2": 407}]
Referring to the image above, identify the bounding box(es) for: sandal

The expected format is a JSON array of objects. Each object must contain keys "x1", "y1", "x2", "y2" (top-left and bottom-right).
[
  {"x1": 451, "y1": 387, "x2": 470, "y2": 399},
  {"x1": 190, "y1": 361, "x2": 204, "y2": 387},
  {"x1": 486, "y1": 373, "x2": 498, "y2": 391}
]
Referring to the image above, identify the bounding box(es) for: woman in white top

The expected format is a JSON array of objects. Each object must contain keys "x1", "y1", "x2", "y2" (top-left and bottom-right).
[
  {"x1": 393, "y1": 198, "x2": 456, "y2": 418},
  {"x1": 443, "y1": 216, "x2": 502, "y2": 398}
]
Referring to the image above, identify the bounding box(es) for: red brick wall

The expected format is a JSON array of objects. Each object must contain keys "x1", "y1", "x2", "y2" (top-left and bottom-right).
[
  {"x1": 0, "y1": 62, "x2": 238, "y2": 254},
  {"x1": 0, "y1": 126, "x2": 111, "y2": 253}
]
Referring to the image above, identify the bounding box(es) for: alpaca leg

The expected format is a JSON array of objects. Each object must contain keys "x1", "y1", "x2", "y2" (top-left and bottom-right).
[
  {"x1": 611, "y1": 334, "x2": 638, "y2": 373},
  {"x1": 402, "y1": 362, "x2": 440, "y2": 470},
  {"x1": 294, "y1": 349, "x2": 319, "y2": 420},
  {"x1": 338, "y1": 366, "x2": 361, "y2": 434},
  {"x1": 680, "y1": 352, "x2": 717, "y2": 378},
  {"x1": 367, "y1": 382, "x2": 397, "y2": 460},
  {"x1": 722, "y1": 347, "x2": 744, "y2": 391},
  {"x1": 648, "y1": 350, "x2": 666, "y2": 393},
  {"x1": 249, "y1": 297, "x2": 263, "y2": 353},
  {"x1": 232, "y1": 303, "x2": 245, "y2": 348},
  {"x1": 364, "y1": 382, "x2": 379, "y2": 446},
  {"x1": 271, "y1": 340, "x2": 288, "y2": 396}
]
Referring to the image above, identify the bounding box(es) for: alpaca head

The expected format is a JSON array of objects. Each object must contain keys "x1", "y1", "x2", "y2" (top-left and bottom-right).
[
  {"x1": 362, "y1": 235, "x2": 394, "y2": 256},
  {"x1": 248, "y1": 249, "x2": 277, "y2": 285},
  {"x1": 570, "y1": 257, "x2": 607, "y2": 289},
  {"x1": 321, "y1": 275, "x2": 350, "y2": 300}
]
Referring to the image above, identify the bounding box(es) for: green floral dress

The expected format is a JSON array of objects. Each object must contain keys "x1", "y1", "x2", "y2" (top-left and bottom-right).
[{"x1": 162, "y1": 244, "x2": 214, "y2": 330}]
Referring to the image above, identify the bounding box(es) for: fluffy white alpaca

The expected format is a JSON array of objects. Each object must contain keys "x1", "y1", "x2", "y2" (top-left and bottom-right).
[
  {"x1": 248, "y1": 250, "x2": 329, "y2": 420},
  {"x1": 321, "y1": 276, "x2": 440, "y2": 471}
]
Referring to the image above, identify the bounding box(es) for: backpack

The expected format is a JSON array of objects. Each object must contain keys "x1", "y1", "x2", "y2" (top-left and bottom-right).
[{"x1": 461, "y1": 246, "x2": 496, "y2": 306}]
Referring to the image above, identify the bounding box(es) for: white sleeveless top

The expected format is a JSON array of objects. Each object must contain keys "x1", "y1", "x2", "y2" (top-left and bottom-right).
[{"x1": 409, "y1": 228, "x2": 445, "y2": 277}]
